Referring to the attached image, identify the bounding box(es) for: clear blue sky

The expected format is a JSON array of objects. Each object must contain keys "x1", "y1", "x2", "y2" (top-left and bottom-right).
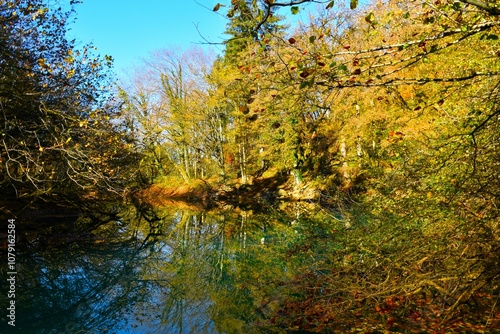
[
  {"x1": 67, "y1": 0, "x2": 229, "y2": 73},
  {"x1": 66, "y1": 1, "x2": 327, "y2": 75}
]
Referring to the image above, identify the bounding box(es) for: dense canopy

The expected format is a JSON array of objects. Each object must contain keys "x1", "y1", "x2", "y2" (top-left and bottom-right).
[{"x1": 2, "y1": 0, "x2": 500, "y2": 331}]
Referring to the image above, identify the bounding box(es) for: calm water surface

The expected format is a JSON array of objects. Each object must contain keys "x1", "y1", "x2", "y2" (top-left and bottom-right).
[{"x1": 1, "y1": 201, "x2": 338, "y2": 333}]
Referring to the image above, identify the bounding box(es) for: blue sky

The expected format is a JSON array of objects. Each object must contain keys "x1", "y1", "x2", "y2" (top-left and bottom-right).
[
  {"x1": 67, "y1": 0, "x2": 229, "y2": 73},
  {"x1": 66, "y1": 1, "x2": 321, "y2": 75}
]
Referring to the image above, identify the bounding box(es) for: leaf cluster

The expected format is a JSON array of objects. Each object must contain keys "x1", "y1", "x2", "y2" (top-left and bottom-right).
[{"x1": 0, "y1": 0, "x2": 135, "y2": 203}]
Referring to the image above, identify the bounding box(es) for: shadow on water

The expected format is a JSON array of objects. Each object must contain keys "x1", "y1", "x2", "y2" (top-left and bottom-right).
[{"x1": 0, "y1": 199, "x2": 333, "y2": 333}]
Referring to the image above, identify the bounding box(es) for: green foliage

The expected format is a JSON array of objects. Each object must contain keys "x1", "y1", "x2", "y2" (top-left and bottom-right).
[
  {"x1": 75, "y1": 0, "x2": 500, "y2": 327},
  {"x1": 223, "y1": 0, "x2": 285, "y2": 64},
  {"x1": 187, "y1": 0, "x2": 500, "y2": 330}
]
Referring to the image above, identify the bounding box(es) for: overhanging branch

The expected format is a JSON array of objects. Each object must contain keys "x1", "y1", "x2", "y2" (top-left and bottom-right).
[{"x1": 459, "y1": 0, "x2": 500, "y2": 15}]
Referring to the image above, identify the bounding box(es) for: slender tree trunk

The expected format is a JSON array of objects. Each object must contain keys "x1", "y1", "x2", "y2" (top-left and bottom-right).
[
  {"x1": 183, "y1": 145, "x2": 190, "y2": 180},
  {"x1": 218, "y1": 116, "x2": 226, "y2": 181},
  {"x1": 293, "y1": 169, "x2": 302, "y2": 187},
  {"x1": 340, "y1": 136, "x2": 349, "y2": 180},
  {"x1": 239, "y1": 142, "x2": 247, "y2": 184}
]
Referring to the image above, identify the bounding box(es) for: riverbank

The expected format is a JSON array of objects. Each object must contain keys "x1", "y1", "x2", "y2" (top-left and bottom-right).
[{"x1": 134, "y1": 173, "x2": 321, "y2": 209}]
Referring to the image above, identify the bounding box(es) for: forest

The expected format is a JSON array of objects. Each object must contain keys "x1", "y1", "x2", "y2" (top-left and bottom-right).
[{"x1": 1, "y1": 0, "x2": 500, "y2": 332}]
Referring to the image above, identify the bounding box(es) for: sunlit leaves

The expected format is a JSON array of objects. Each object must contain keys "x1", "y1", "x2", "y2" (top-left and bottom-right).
[
  {"x1": 239, "y1": 105, "x2": 250, "y2": 114},
  {"x1": 350, "y1": 0, "x2": 358, "y2": 10},
  {"x1": 116, "y1": 0, "x2": 500, "y2": 331},
  {"x1": 365, "y1": 12, "x2": 375, "y2": 24},
  {"x1": 337, "y1": 64, "x2": 348, "y2": 72},
  {"x1": 291, "y1": 6, "x2": 299, "y2": 15},
  {"x1": 0, "y1": 0, "x2": 126, "y2": 199},
  {"x1": 326, "y1": 1, "x2": 334, "y2": 10}
]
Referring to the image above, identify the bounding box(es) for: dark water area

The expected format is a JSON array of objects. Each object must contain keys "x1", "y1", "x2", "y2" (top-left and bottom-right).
[
  {"x1": 4, "y1": 199, "x2": 498, "y2": 333},
  {"x1": 0, "y1": 200, "x2": 337, "y2": 334}
]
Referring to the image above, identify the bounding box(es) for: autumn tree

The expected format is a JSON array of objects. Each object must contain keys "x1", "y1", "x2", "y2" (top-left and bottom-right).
[
  {"x1": 208, "y1": 0, "x2": 500, "y2": 328},
  {"x1": 207, "y1": 0, "x2": 291, "y2": 184},
  {"x1": 119, "y1": 48, "x2": 223, "y2": 183},
  {"x1": 0, "y1": 0, "x2": 134, "y2": 204}
]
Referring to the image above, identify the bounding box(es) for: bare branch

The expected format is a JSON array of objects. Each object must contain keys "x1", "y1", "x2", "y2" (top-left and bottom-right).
[{"x1": 459, "y1": 0, "x2": 500, "y2": 15}]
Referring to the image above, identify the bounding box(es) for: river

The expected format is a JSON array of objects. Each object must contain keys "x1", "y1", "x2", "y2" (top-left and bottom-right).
[{"x1": 1, "y1": 200, "x2": 341, "y2": 333}]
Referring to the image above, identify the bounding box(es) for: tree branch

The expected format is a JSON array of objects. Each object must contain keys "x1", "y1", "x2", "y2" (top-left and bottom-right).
[
  {"x1": 255, "y1": 0, "x2": 331, "y2": 35},
  {"x1": 459, "y1": 0, "x2": 500, "y2": 15},
  {"x1": 268, "y1": 0, "x2": 329, "y2": 7}
]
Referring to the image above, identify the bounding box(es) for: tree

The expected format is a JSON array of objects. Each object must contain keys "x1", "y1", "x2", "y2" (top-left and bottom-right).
[
  {"x1": 119, "y1": 48, "x2": 221, "y2": 183},
  {"x1": 0, "y1": 0, "x2": 132, "y2": 203},
  {"x1": 208, "y1": 0, "x2": 500, "y2": 327},
  {"x1": 223, "y1": 0, "x2": 286, "y2": 63},
  {"x1": 118, "y1": 83, "x2": 171, "y2": 184},
  {"x1": 208, "y1": 1, "x2": 290, "y2": 184}
]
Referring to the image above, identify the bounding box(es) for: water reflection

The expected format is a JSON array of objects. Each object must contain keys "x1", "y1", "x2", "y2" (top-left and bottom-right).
[{"x1": 2, "y1": 201, "x2": 334, "y2": 333}]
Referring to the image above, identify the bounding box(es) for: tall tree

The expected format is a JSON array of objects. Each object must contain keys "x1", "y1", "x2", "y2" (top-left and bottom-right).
[
  {"x1": 211, "y1": 0, "x2": 288, "y2": 183},
  {"x1": 0, "y1": 0, "x2": 132, "y2": 203},
  {"x1": 236, "y1": 0, "x2": 500, "y2": 326},
  {"x1": 119, "y1": 48, "x2": 221, "y2": 183},
  {"x1": 223, "y1": 0, "x2": 285, "y2": 63}
]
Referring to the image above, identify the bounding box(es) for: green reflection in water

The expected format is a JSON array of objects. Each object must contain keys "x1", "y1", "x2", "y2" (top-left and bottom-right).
[{"x1": 1, "y1": 201, "x2": 337, "y2": 333}]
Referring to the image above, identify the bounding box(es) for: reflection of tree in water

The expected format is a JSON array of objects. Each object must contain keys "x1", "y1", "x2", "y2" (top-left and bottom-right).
[
  {"x1": 5, "y1": 201, "x2": 319, "y2": 333},
  {"x1": 14, "y1": 210, "x2": 157, "y2": 333}
]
